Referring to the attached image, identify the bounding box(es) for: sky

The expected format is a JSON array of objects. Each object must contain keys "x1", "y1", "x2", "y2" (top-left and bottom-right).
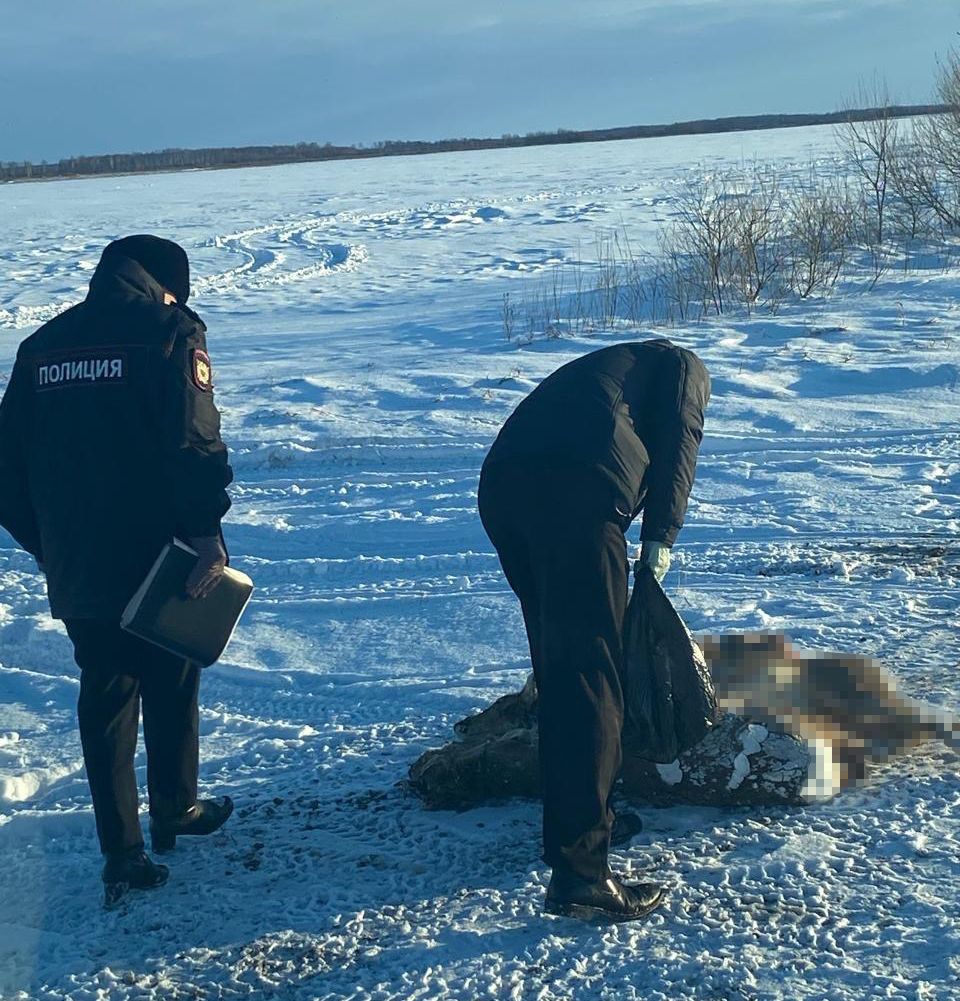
[{"x1": 1, "y1": 0, "x2": 957, "y2": 162}]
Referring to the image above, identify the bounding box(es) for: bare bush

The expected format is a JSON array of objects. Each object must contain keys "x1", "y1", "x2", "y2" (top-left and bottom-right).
[
  {"x1": 837, "y1": 79, "x2": 899, "y2": 243},
  {"x1": 783, "y1": 180, "x2": 853, "y2": 298},
  {"x1": 670, "y1": 178, "x2": 744, "y2": 314},
  {"x1": 887, "y1": 133, "x2": 938, "y2": 241},
  {"x1": 656, "y1": 229, "x2": 702, "y2": 323},
  {"x1": 905, "y1": 124, "x2": 960, "y2": 229},
  {"x1": 659, "y1": 168, "x2": 795, "y2": 314},
  {"x1": 899, "y1": 51, "x2": 960, "y2": 229},
  {"x1": 729, "y1": 170, "x2": 787, "y2": 310}
]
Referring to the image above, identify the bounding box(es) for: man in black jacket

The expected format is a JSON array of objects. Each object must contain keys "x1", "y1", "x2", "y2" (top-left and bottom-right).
[
  {"x1": 0, "y1": 236, "x2": 235, "y2": 906},
  {"x1": 478, "y1": 339, "x2": 710, "y2": 922}
]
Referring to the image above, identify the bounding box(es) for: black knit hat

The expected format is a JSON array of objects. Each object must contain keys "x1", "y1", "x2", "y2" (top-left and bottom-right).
[{"x1": 101, "y1": 234, "x2": 191, "y2": 304}]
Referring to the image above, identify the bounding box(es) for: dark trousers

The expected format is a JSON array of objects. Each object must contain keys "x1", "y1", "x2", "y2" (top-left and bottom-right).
[
  {"x1": 478, "y1": 464, "x2": 628, "y2": 881},
  {"x1": 64, "y1": 620, "x2": 201, "y2": 855}
]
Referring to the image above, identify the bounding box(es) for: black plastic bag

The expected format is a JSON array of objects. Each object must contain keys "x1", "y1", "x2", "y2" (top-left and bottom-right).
[{"x1": 621, "y1": 562, "x2": 718, "y2": 763}]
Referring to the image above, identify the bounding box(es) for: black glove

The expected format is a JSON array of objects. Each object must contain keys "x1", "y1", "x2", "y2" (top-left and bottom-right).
[{"x1": 184, "y1": 535, "x2": 227, "y2": 599}]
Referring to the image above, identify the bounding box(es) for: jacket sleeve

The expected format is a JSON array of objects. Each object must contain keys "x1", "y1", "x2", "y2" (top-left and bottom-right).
[
  {"x1": 0, "y1": 356, "x2": 43, "y2": 558},
  {"x1": 639, "y1": 348, "x2": 710, "y2": 547},
  {"x1": 160, "y1": 319, "x2": 233, "y2": 538}
]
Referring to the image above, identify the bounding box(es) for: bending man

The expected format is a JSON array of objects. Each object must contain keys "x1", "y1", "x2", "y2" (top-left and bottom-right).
[{"x1": 478, "y1": 338, "x2": 710, "y2": 923}]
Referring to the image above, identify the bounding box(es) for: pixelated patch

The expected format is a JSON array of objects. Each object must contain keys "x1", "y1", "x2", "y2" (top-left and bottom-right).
[{"x1": 192, "y1": 349, "x2": 212, "y2": 391}]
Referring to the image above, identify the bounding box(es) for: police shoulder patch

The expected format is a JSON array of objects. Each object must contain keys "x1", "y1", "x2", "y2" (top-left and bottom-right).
[{"x1": 191, "y1": 349, "x2": 213, "y2": 391}]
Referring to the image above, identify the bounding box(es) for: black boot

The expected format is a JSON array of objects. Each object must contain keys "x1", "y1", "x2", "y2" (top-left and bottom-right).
[
  {"x1": 101, "y1": 848, "x2": 169, "y2": 908},
  {"x1": 150, "y1": 796, "x2": 234, "y2": 853},
  {"x1": 610, "y1": 811, "x2": 644, "y2": 847},
  {"x1": 545, "y1": 868, "x2": 665, "y2": 923}
]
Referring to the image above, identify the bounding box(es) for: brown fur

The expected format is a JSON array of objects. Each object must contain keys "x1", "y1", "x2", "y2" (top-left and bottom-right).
[{"x1": 700, "y1": 632, "x2": 957, "y2": 786}]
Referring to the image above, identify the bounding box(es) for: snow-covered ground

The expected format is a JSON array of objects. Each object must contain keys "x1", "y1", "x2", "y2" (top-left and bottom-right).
[{"x1": 1, "y1": 124, "x2": 958, "y2": 1000}]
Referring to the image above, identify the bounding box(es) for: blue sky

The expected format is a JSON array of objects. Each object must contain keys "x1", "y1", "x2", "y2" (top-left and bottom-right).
[{"x1": 1, "y1": 0, "x2": 956, "y2": 161}]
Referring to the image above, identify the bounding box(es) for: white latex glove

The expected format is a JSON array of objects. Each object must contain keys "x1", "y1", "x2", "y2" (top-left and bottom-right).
[{"x1": 640, "y1": 541, "x2": 671, "y2": 583}]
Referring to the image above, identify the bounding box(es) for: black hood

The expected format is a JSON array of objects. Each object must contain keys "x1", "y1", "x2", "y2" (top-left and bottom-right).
[{"x1": 94, "y1": 235, "x2": 190, "y2": 304}]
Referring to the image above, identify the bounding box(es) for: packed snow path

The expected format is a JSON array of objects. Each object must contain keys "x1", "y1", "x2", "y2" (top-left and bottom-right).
[{"x1": 1, "y1": 126, "x2": 958, "y2": 1000}]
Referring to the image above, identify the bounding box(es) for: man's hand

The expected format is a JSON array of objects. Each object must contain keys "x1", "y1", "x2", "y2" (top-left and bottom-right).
[
  {"x1": 185, "y1": 535, "x2": 227, "y2": 599},
  {"x1": 640, "y1": 541, "x2": 671, "y2": 583}
]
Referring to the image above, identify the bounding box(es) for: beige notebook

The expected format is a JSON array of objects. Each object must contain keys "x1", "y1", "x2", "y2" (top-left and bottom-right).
[{"x1": 120, "y1": 539, "x2": 253, "y2": 667}]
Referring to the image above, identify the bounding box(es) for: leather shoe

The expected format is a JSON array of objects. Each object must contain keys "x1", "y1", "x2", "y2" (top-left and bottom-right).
[
  {"x1": 545, "y1": 868, "x2": 665, "y2": 923},
  {"x1": 150, "y1": 796, "x2": 234, "y2": 853},
  {"x1": 610, "y1": 811, "x2": 643, "y2": 847},
  {"x1": 101, "y1": 847, "x2": 169, "y2": 908}
]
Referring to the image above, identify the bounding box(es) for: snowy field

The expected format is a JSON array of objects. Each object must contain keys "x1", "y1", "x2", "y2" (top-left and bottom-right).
[{"x1": 1, "y1": 124, "x2": 959, "y2": 1000}]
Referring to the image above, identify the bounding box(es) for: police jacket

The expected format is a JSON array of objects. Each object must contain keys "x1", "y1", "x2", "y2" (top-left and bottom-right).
[
  {"x1": 482, "y1": 339, "x2": 710, "y2": 546},
  {"x1": 0, "y1": 253, "x2": 233, "y2": 620}
]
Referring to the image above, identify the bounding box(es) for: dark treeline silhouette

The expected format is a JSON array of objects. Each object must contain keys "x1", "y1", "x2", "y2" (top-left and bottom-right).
[{"x1": 2, "y1": 106, "x2": 945, "y2": 183}]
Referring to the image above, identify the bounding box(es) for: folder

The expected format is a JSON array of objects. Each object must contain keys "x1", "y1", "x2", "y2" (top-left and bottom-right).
[{"x1": 120, "y1": 539, "x2": 253, "y2": 667}]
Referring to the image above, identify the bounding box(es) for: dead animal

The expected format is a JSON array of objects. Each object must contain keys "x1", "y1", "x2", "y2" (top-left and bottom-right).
[{"x1": 700, "y1": 632, "x2": 959, "y2": 787}]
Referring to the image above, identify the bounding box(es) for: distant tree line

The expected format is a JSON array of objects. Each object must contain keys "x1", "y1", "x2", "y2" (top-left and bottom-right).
[{"x1": 0, "y1": 106, "x2": 945, "y2": 183}]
